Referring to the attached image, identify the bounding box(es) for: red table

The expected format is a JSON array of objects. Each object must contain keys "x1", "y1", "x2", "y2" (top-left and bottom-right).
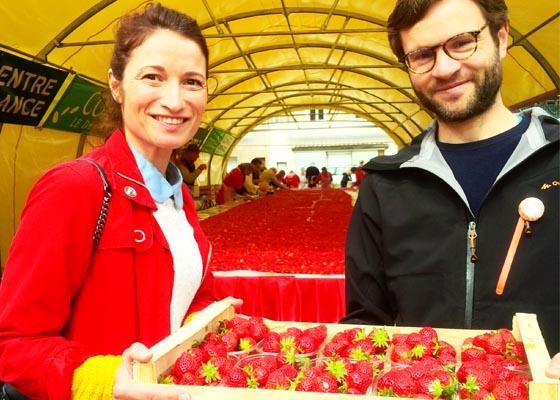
[{"x1": 212, "y1": 271, "x2": 345, "y2": 323}]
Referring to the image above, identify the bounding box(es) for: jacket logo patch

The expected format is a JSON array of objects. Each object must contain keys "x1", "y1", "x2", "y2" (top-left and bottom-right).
[{"x1": 541, "y1": 180, "x2": 559, "y2": 190}]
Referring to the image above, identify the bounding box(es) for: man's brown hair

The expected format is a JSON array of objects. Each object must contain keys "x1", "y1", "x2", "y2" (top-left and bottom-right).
[{"x1": 387, "y1": 0, "x2": 509, "y2": 62}]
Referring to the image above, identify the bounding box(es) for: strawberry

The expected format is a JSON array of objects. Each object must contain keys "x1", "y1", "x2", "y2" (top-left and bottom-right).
[
  {"x1": 461, "y1": 346, "x2": 487, "y2": 362},
  {"x1": 312, "y1": 372, "x2": 339, "y2": 393},
  {"x1": 492, "y1": 380, "x2": 529, "y2": 400},
  {"x1": 323, "y1": 340, "x2": 347, "y2": 357},
  {"x1": 369, "y1": 327, "x2": 390, "y2": 353},
  {"x1": 228, "y1": 317, "x2": 251, "y2": 337},
  {"x1": 172, "y1": 348, "x2": 203, "y2": 379},
  {"x1": 457, "y1": 360, "x2": 489, "y2": 383},
  {"x1": 505, "y1": 341, "x2": 527, "y2": 364},
  {"x1": 223, "y1": 367, "x2": 248, "y2": 387},
  {"x1": 238, "y1": 337, "x2": 256, "y2": 351},
  {"x1": 219, "y1": 330, "x2": 238, "y2": 352},
  {"x1": 391, "y1": 342, "x2": 413, "y2": 365},
  {"x1": 306, "y1": 325, "x2": 328, "y2": 343},
  {"x1": 296, "y1": 334, "x2": 318, "y2": 354},
  {"x1": 295, "y1": 376, "x2": 315, "y2": 392},
  {"x1": 178, "y1": 371, "x2": 203, "y2": 385},
  {"x1": 249, "y1": 322, "x2": 270, "y2": 341},
  {"x1": 197, "y1": 360, "x2": 221, "y2": 385},
  {"x1": 419, "y1": 326, "x2": 439, "y2": 343},
  {"x1": 417, "y1": 369, "x2": 457, "y2": 398},
  {"x1": 200, "y1": 342, "x2": 227, "y2": 361},
  {"x1": 265, "y1": 365, "x2": 294, "y2": 389},
  {"x1": 377, "y1": 369, "x2": 417, "y2": 397},
  {"x1": 346, "y1": 367, "x2": 373, "y2": 393}
]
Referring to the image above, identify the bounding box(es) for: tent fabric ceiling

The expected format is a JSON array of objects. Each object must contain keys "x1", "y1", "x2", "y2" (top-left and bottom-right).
[{"x1": 1, "y1": 0, "x2": 558, "y2": 148}]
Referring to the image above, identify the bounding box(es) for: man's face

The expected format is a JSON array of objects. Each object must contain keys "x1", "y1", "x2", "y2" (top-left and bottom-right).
[{"x1": 400, "y1": 0, "x2": 508, "y2": 123}]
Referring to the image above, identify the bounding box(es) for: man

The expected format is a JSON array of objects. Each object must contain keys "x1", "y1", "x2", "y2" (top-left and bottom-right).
[
  {"x1": 177, "y1": 143, "x2": 207, "y2": 192},
  {"x1": 342, "y1": 0, "x2": 559, "y2": 362}
]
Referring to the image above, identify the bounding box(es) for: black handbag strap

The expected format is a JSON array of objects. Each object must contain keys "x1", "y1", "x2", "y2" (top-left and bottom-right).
[{"x1": 77, "y1": 158, "x2": 112, "y2": 250}]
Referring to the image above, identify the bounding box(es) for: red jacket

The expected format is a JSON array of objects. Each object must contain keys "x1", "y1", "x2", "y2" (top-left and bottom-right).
[{"x1": 0, "y1": 130, "x2": 215, "y2": 399}]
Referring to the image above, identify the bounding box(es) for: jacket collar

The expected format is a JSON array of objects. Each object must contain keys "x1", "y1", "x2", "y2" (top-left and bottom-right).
[
  {"x1": 364, "y1": 107, "x2": 559, "y2": 173},
  {"x1": 103, "y1": 129, "x2": 157, "y2": 210}
]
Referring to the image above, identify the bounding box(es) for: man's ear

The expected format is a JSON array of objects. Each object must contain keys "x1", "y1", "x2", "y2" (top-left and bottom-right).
[
  {"x1": 497, "y1": 22, "x2": 509, "y2": 60},
  {"x1": 108, "y1": 68, "x2": 122, "y2": 104}
]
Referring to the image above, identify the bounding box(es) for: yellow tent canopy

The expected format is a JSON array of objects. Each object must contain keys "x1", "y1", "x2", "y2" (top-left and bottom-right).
[{"x1": 0, "y1": 0, "x2": 558, "y2": 266}]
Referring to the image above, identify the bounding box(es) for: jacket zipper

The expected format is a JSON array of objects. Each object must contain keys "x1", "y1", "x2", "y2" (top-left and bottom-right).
[{"x1": 465, "y1": 221, "x2": 478, "y2": 328}]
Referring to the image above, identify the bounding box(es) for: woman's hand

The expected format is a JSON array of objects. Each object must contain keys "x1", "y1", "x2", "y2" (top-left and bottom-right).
[
  {"x1": 219, "y1": 296, "x2": 243, "y2": 309},
  {"x1": 113, "y1": 342, "x2": 191, "y2": 400},
  {"x1": 545, "y1": 352, "x2": 560, "y2": 379}
]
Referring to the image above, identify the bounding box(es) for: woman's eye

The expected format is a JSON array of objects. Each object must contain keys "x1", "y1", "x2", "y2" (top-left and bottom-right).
[
  {"x1": 184, "y1": 78, "x2": 205, "y2": 88},
  {"x1": 143, "y1": 73, "x2": 161, "y2": 81}
]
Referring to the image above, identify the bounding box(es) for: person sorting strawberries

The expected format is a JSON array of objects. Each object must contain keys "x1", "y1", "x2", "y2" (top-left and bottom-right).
[
  {"x1": 0, "y1": 4, "x2": 240, "y2": 399},
  {"x1": 342, "y1": 0, "x2": 559, "y2": 376}
]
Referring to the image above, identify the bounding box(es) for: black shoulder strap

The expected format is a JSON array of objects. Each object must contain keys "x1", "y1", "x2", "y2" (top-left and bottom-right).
[{"x1": 77, "y1": 158, "x2": 112, "y2": 251}]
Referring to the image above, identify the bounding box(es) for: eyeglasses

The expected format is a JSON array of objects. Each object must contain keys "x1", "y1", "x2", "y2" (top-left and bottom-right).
[{"x1": 402, "y1": 24, "x2": 488, "y2": 74}]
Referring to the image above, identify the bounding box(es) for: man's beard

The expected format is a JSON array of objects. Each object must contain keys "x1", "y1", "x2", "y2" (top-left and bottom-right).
[{"x1": 412, "y1": 51, "x2": 502, "y2": 123}]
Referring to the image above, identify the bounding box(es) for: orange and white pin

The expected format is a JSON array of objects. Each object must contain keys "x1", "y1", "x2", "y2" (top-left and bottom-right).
[{"x1": 495, "y1": 197, "x2": 545, "y2": 295}]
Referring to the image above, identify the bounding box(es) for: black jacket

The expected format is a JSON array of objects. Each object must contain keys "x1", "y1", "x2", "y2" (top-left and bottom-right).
[{"x1": 342, "y1": 108, "x2": 559, "y2": 354}]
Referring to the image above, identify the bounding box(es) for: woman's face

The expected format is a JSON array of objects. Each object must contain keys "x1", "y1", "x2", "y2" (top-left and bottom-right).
[{"x1": 109, "y1": 29, "x2": 207, "y2": 172}]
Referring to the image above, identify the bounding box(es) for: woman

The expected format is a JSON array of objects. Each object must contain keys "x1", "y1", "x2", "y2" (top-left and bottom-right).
[
  {"x1": 0, "y1": 4, "x2": 238, "y2": 399},
  {"x1": 216, "y1": 163, "x2": 254, "y2": 204}
]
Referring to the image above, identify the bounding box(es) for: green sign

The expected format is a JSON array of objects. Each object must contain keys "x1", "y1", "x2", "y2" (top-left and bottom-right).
[
  {"x1": 192, "y1": 127, "x2": 210, "y2": 146},
  {"x1": 214, "y1": 133, "x2": 235, "y2": 156},
  {"x1": 200, "y1": 127, "x2": 225, "y2": 153},
  {"x1": 0, "y1": 50, "x2": 68, "y2": 126},
  {"x1": 44, "y1": 75, "x2": 104, "y2": 133}
]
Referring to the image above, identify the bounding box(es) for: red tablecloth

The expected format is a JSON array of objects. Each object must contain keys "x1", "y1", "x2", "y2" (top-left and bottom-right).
[{"x1": 212, "y1": 271, "x2": 345, "y2": 323}]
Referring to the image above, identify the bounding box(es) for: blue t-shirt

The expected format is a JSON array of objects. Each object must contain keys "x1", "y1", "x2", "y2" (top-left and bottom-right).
[{"x1": 437, "y1": 115, "x2": 529, "y2": 216}]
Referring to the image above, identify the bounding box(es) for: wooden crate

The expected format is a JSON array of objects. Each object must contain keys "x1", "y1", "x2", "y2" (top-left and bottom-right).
[{"x1": 133, "y1": 301, "x2": 559, "y2": 399}]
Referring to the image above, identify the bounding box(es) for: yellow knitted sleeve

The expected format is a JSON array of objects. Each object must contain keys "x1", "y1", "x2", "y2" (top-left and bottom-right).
[
  {"x1": 183, "y1": 311, "x2": 198, "y2": 325},
  {"x1": 71, "y1": 355, "x2": 122, "y2": 400}
]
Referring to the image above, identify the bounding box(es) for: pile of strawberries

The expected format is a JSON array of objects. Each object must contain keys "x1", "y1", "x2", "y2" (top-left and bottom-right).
[
  {"x1": 162, "y1": 320, "x2": 532, "y2": 399},
  {"x1": 259, "y1": 324, "x2": 328, "y2": 356},
  {"x1": 161, "y1": 316, "x2": 269, "y2": 384},
  {"x1": 390, "y1": 327, "x2": 458, "y2": 368},
  {"x1": 375, "y1": 327, "x2": 459, "y2": 398},
  {"x1": 457, "y1": 328, "x2": 530, "y2": 400},
  {"x1": 320, "y1": 327, "x2": 389, "y2": 369},
  {"x1": 296, "y1": 357, "x2": 375, "y2": 394}
]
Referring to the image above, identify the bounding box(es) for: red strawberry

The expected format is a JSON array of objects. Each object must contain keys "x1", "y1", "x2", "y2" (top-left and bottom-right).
[
  {"x1": 178, "y1": 371, "x2": 203, "y2": 385},
  {"x1": 249, "y1": 322, "x2": 269, "y2": 341},
  {"x1": 391, "y1": 342, "x2": 413, "y2": 365},
  {"x1": 223, "y1": 367, "x2": 248, "y2": 387},
  {"x1": 369, "y1": 327, "x2": 390, "y2": 353},
  {"x1": 505, "y1": 341, "x2": 527, "y2": 364},
  {"x1": 172, "y1": 348, "x2": 203, "y2": 379},
  {"x1": 295, "y1": 376, "x2": 315, "y2": 392},
  {"x1": 346, "y1": 368, "x2": 373, "y2": 393},
  {"x1": 296, "y1": 334, "x2": 318, "y2": 354},
  {"x1": 219, "y1": 331, "x2": 239, "y2": 352},
  {"x1": 457, "y1": 360, "x2": 489, "y2": 383},
  {"x1": 312, "y1": 372, "x2": 339, "y2": 393},
  {"x1": 461, "y1": 346, "x2": 487, "y2": 362},
  {"x1": 200, "y1": 342, "x2": 227, "y2": 361},
  {"x1": 265, "y1": 366, "x2": 293, "y2": 389},
  {"x1": 420, "y1": 369, "x2": 457, "y2": 397},
  {"x1": 306, "y1": 325, "x2": 328, "y2": 343},
  {"x1": 493, "y1": 380, "x2": 529, "y2": 400},
  {"x1": 419, "y1": 326, "x2": 438, "y2": 343},
  {"x1": 323, "y1": 340, "x2": 347, "y2": 357},
  {"x1": 238, "y1": 337, "x2": 257, "y2": 351},
  {"x1": 197, "y1": 360, "x2": 221, "y2": 385},
  {"x1": 377, "y1": 369, "x2": 417, "y2": 397}
]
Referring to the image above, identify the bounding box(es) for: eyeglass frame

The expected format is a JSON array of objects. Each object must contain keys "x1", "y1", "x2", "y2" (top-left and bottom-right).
[{"x1": 401, "y1": 24, "x2": 488, "y2": 74}]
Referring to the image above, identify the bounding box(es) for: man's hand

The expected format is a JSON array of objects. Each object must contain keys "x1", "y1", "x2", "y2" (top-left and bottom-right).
[
  {"x1": 545, "y1": 352, "x2": 560, "y2": 379},
  {"x1": 197, "y1": 164, "x2": 207, "y2": 171},
  {"x1": 113, "y1": 342, "x2": 191, "y2": 399}
]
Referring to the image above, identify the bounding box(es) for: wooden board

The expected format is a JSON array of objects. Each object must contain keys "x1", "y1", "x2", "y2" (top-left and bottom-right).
[{"x1": 133, "y1": 301, "x2": 558, "y2": 399}]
